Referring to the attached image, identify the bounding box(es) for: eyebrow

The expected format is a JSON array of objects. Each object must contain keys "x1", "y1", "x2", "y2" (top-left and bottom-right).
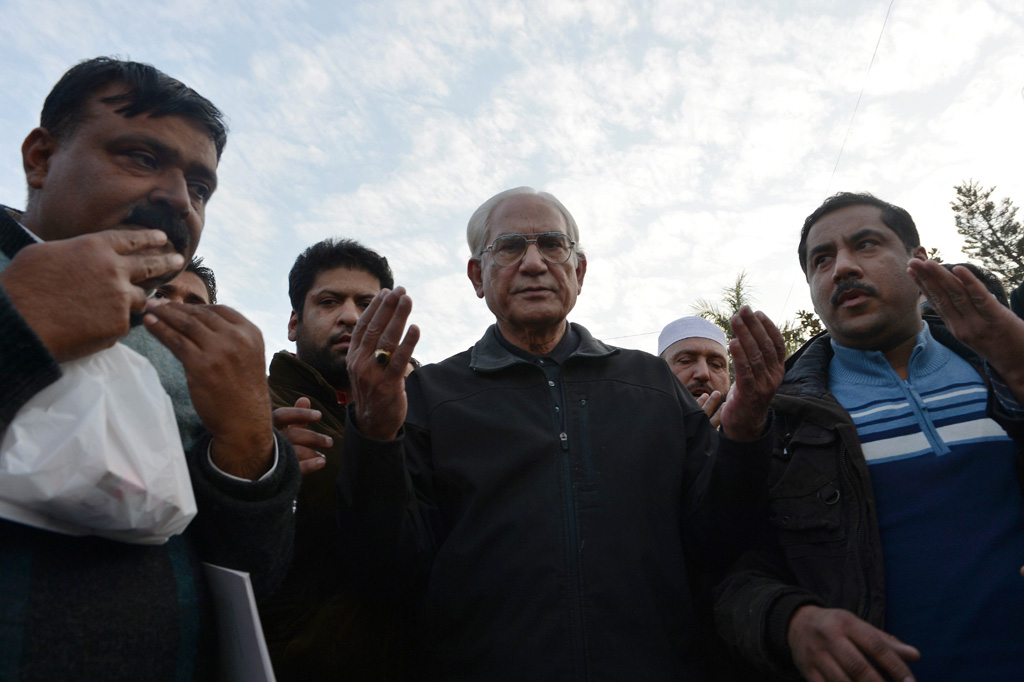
[
  {"x1": 110, "y1": 133, "x2": 218, "y2": 193},
  {"x1": 312, "y1": 288, "x2": 377, "y2": 299}
]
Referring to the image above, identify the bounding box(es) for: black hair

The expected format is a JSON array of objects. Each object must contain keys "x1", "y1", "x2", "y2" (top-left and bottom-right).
[
  {"x1": 41, "y1": 56, "x2": 227, "y2": 159},
  {"x1": 799, "y1": 192, "x2": 919, "y2": 274},
  {"x1": 185, "y1": 256, "x2": 218, "y2": 304},
  {"x1": 288, "y1": 238, "x2": 394, "y2": 319}
]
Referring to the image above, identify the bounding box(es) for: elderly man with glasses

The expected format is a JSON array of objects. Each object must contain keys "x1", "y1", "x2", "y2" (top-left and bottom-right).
[{"x1": 336, "y1": 187, "x2": 786, "y2": 681}]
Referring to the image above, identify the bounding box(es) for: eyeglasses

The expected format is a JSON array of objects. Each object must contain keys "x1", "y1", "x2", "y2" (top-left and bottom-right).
[{"x1": 482, "y1": 232, "x2": 576, "y2": 267}]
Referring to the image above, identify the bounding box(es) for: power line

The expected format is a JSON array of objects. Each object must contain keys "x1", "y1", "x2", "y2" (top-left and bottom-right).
[{"x1": 825, "y1": 0, "x2": 896, "y2": 196}]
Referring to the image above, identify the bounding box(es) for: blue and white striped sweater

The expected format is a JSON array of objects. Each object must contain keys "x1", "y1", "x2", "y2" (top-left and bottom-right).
[{"x1": 828, "y1": 325, "x2": 1024, "y2": 679}]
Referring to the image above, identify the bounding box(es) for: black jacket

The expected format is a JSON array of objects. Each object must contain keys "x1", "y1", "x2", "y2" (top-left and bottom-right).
[
  {"x1": 339, "y1": 324, "x2": 771, "y2": 682},
  {"x1": 713, "y1": 322, "x2": 1024, "y2": 679}
]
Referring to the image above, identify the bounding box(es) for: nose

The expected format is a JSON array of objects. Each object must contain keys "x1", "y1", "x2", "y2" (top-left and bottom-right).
[
  {"x1": 148, "y1": 171, "x2": 192, "y2": 219},
  {"x1": 337, "y1": 301, "x2": 361, "y2": 327},
  {"x1": 831, "y1": 247, "x2": 863, "y2": 283},
  {"x1": 518, "y1": 241, "x2": 548, "y2": 273},
  {"x1": 691, "y1": 358, "x2": 711, "y2": 382}
]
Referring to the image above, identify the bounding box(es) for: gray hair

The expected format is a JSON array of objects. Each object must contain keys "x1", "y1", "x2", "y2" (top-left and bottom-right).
[{"x1": 466, "y1": 186, "x2": 584, "y2": 260}]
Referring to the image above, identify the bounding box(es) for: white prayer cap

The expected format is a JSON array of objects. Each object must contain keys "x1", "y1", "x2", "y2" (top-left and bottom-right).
[{"x1": 657, "y1": 316, "x2": 729, "y2": 356}]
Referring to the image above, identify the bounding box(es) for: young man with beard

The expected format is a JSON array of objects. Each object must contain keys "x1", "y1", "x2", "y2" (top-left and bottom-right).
[
  {"x1": 261, "y1": 238, "x2": 407, "y2": 681},
  {"x1": 714, "y1": 192, "x2": 1024, "y2": 681},
  {"x1": 0, "y1": 57, "x2": 299, "y2": 681}
]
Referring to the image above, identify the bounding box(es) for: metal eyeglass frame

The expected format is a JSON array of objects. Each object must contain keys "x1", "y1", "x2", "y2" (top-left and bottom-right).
[{"x1": 482, "y1": 232, "x2": 577, "y2": 268}]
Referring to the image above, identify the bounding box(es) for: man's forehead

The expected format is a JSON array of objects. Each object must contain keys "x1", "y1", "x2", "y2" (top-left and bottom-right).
[
  {"x1": 806, "y1": 204, "x2": 893, "y2": 246},
  {"x1": 489, "y1": 195, "x2": 568, "y2": 239},
  {"x1": 309, "y1": 266, "x2": 382, "y2": 294},
  {"x1": 79, "y1": 85, "x2": 219, "y2": 164},
  {"x1": 668, "y1": 337, "x2": 729, "y2": 360}
]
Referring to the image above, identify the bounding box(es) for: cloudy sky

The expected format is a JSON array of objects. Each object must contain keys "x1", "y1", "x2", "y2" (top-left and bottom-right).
[{"x1": 1, "y1": 0, "x2": 1021, "y2": 364}]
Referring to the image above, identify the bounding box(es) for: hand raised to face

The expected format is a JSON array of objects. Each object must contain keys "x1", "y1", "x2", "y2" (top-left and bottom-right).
[{"x1": 1, "y1": 229, "x2": 184, "y2": 362}]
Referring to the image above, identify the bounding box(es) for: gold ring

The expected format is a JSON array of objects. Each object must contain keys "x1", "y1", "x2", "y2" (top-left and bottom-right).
[{"x1": 374, "y1": 348, "x2": 392, "y2": 365}]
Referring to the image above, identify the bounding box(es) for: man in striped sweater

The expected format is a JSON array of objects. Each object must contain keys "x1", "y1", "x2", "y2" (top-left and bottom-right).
[{"x1": 714, "y1": 192, "x2": 1024, "y2": 682}]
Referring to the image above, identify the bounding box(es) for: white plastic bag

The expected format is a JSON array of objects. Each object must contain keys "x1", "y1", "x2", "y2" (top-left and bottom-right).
[{"x1": 0, "y1": 343, "x2": 197, "y2": 544}]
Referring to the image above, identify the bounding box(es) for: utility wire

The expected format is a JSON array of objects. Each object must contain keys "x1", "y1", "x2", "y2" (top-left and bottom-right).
[{"x1": 825, "y1": 0, "x2": 896, "y2": 196}]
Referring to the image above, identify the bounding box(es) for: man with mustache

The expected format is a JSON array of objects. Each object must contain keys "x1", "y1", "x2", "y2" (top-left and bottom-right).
[
  {"x1": 261, "y1": 238, "x2": 408, "y2": 681},
  {"x1": 337, "y1": 187, "x2": 787, "y2": 680},
  {"x1": 0, "y1": 57, "x2": 299, "y2": 680},
  {"x1": 658, "y1": 316, "x2": 732, "y2": 429},
  {"x1": 715, "y1": 192, "x2": 1024, "y2": 681}
]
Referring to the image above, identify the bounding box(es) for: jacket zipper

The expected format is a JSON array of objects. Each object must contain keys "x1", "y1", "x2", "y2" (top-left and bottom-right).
[{"x1": 557, "y1": 378, "x2": 588, "y2": 681}]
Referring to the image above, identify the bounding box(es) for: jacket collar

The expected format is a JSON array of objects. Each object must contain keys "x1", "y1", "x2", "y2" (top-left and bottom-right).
[
  {"x1": 0, "y1": 206, "x2": 37, "y2": 260},
  {"x1": 780, "y1": 317, "x2": 981, "y2": 399},
  {"x1": 469, "y1": 322, "x2": 617, "y2": 372},
  {"x1": 269, "y1": 351, "x2": 348, "y2": 405}
]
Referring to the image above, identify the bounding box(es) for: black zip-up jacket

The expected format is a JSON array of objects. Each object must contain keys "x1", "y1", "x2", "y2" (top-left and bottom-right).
[
  {"x1": 713, "y1": 322, "x2": 1024, "y2": 679},
  {"x1": 338, "y1": 323, "x2": 772, "y2": 681}
]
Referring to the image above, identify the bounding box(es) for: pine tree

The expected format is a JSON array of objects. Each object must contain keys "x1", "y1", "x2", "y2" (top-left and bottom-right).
[{"x1": 951, "y1": 180, "x2": 1024, "y2": 288}]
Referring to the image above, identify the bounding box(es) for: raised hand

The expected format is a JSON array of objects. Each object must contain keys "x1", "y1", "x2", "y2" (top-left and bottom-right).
[
  {"x1": 0, "y1": 229, "x2": 183, "y2": 362},
  {"x1": 910, "y1": 258, "x2": 1024, "y2": 400},
  {"x1": 788, "y1": 605, "x2": 919, "y2": 682},
  {"x1": 144, "y1": 299, "x2": 274, "y2": 480},
  {"x1": 718, "y1": 306, "x2": 786, "y2": 441},
  {"x1": 274, "y1": 396, "x2": 331, "y2": 475},
  {"x1": 346, "y1": 287, "x2": 420, "y2": 441}
]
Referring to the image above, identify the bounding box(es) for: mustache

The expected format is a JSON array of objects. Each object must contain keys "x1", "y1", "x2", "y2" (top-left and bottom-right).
[
  {"x1": 831, "y1": 280, "x2": 879, "y2": 306},
  {"x1": 686, "y1": 381, "x2": 714, "y2": 396},
  {"x1": 124, "y1": 205, "x2": 190, "y2": 256}
]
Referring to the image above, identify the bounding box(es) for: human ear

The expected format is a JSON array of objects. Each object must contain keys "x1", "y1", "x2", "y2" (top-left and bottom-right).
[
  {"x1": 574, "y1": 254, "x2": 587, "y2": 293},
  {"x1": 467, "y1": 259, "x2": 485, "y2": 299},
  {"x1": 22, "y1": 128, "x2": 58, "y2": 190},
  {"x1": 287, "y1": 310, "x2": 299, "y2": 342}
]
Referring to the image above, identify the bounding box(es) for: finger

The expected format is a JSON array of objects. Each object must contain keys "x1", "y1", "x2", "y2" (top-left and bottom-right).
[
  {"x1": 273, "y1": 406, "x2": 324, "y2": 430},
  {"x1": 376, "y1": 291, "x2": 413, "y2": 353},
  {"x1": 296, "y1": 449, "x2": 327, "y2": 475},
  {"x1": 950, "y1": 265, "x2": 1001, "y2": 313},
  {"x1": 848, "y1": 629, "x2": 918, "y2": 682},
  {"x1": 144, "y1": 301, "x2": 236, "y2": 344},
  {"x1": 709, "y1": 410, "x2": 722, "y2": 430},
  {"x1": 384, "y1": 323, "x2": 421, "y2": 376},
  {"x1": 125, "y1": 252, "x2": 186, "y2": 286},
  {"x1": 756, "y1": 310, "x2": 787, "y2": 363},
  {"x1": 701, "y1": 390, "x2": 722, "y2": 418},
  {"x1": 833, "y1": 638, "x2": 888, "y2": 682},
  {"x1": 909, "y1": 260, "x2": 965, "y2": 320},
  {"x1": 294, "y1": 396, "x2": 311, "y2": 410},
  {"x1": 730, "y1": 306, "x2": 768, "y2": 375},
  {"x1": 105, "y1": 228, "x2": 172, "y2": 254},
  {"x1": 282, "y1": 425, "x2": 333, "y2": 451},
  {"x1": 364, "y1": 287, "x2": 408, "y2": 354},
  {"x1": 350, "y1": 289, "x2": 392, "y2": 355},
  {"x1": 129, "y1": 283, "x2": 152, "y2": 313},
  {"x1": 695, "y1": 393, "x2": 710, "y2": 408},
  {"x1": 144, "y1": 307, "x2": 203, "y2": 360}
]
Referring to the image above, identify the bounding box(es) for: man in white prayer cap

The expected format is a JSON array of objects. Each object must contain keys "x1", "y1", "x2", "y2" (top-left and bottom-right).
[{"x1": 658, "y1": 316, "x2": 731, "y2": 427}]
